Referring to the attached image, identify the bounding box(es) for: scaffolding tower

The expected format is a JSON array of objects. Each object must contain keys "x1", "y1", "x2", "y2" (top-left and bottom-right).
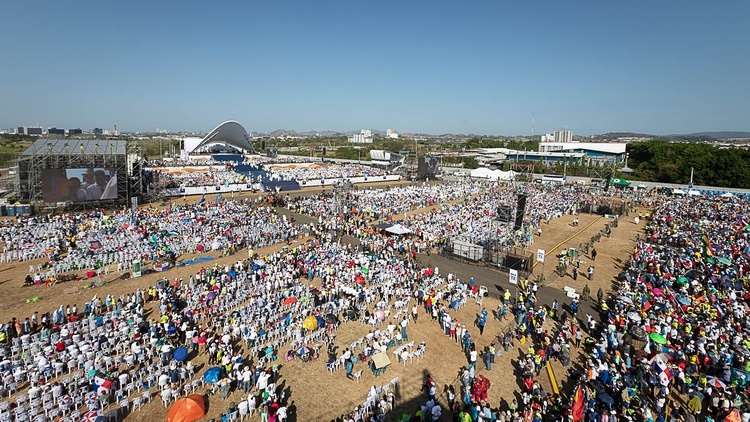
[{"x1": 18, "y1": 139, "x2": 131, "y2": 212}]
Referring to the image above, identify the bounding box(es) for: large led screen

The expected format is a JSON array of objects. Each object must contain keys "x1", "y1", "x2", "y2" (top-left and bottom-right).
[{"x1": 41, "y1": 168, "x2": 118, "y2": 203}]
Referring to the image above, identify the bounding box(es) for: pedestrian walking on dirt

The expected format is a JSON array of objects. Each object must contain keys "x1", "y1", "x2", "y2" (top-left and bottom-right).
[
  {"x1": 597, "y1": 287, "x2": 603, "y2": 304},
  {"x1": 582, "y1": 284, "x2": 590, "y2": 301},
  {"x1": 591, "y1": 248, "x2": 598, "y2": 261},
  {"x1": 587, "y1": 266, "x2": 594, "y2": 281},
  {"x1": 572, "y1": 267, "x2": 579, "y2": 281}
]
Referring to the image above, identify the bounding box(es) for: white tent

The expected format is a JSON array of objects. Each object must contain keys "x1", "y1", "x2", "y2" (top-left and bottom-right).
[
  {"x1": 385, "y1": 224, "x2": 412, "y2": 235},
  {"x1": 470, "y1": 168, "x2": 493, "y2": 179},
  {"x1": 720, "y1": 192, "x2": 735, "y2": 198},
  {"x1": 673, "y1": 189, "x2": 686, "y2": 195},
  {"x1": 688, "y1": 190, "x2": 701, "y2": 196},
  {"x1": 469, "y1": 168, "x2": 516, "y2": 181}
]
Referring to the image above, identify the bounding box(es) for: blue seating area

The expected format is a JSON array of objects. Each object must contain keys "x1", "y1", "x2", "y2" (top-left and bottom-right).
[
  {"x1": 211, "y1": 154, "x2": 243, "y2": 163},
  {"x1": 262, "y1": 180, "x2": 301, "y2": 191}
]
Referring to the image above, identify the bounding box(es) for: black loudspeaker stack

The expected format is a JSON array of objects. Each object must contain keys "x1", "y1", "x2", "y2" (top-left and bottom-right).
[
  {"x1": 513, "y1": 194, "x2": 527, "y2": 231},
  {"x1": 497, "y1": 205, "x2": 512, "y2": 223}
]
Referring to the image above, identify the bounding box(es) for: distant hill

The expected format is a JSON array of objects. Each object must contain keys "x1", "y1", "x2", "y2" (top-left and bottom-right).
[
  {"x1": 599, "y1": 132, "x2": 655, "y2": 138},
  {"x1": 682, "y1": 131, "x2": 750, "y2": 139},
  {"x1": 268, "y1": 129, "x2": 299, "y2": 137}
]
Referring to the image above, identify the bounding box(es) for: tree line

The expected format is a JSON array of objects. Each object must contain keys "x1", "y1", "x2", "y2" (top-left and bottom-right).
[{"x1": 627, "y1": 141, "x2": 750, "y2": 188}]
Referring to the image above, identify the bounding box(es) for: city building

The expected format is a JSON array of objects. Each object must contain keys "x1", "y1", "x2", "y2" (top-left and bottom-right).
[
  {"x1": 68, "y1": 128, "x2": 83, "y2": 135},
  {"x1": 554, "y1": 130, "x2": 573, "y2": 143},
  {"x1": 538, "y1": 141, "x2": 627, "y2": 163},
  {"x1": 386, "y1": 129, "x2": 399, "y2": 139},
  {"x1": 348, "y1": 129, "x2": 373, "y2": 143},
  {"x1": 17, "y1": 126, "x2": 43, "y2": 136},
  {"x1": 48, "y1": 127, "x2": 65, "y2": 136},
  {"x1": 504, "y1": 150, "x2": 585, "y2": 164}
]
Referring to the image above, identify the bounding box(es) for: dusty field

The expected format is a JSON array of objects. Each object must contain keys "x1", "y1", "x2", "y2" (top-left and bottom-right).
[{"x1": 0, "y1": 195, "x2": 648, "y2": 421}]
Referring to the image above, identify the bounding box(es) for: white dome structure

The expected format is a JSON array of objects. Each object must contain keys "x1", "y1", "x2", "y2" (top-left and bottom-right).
[{"x1": 184, "y1": 121, "x2": 254, "y2": 155}]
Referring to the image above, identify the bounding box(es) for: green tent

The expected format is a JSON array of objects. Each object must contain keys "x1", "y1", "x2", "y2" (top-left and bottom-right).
[{"x1": 610, "y1": 178, "x2": 631, "y2": 187}]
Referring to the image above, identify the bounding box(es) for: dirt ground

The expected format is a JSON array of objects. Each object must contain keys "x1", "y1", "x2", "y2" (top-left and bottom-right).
[{"x1": 0, "y1": 192, "x2": 648, "y2": 421}]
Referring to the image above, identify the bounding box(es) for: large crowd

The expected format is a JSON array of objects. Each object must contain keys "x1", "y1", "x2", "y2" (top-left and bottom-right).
[
  {"x1": 0, "y1": 180, "x2": 748, "y2": 422},
  {"x1": 0, "y1": 200, "x2": 303, "y2": 282},
  {"x1": 265, "y1": 164, "x2": 388, "y2": 183},
  {"x1": 565, "y1": 194, "x2": 750, "y2": 422}
]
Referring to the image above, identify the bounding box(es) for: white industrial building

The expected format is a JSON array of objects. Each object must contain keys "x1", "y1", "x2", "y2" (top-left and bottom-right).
[{"x1": 348, "y1": 129, "x2": 373, "y2": 143}]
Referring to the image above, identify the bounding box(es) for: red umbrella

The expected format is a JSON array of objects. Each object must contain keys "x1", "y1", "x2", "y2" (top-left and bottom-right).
[{"x1": 283, "y1": 297, "x2": 298, "y2": 306}]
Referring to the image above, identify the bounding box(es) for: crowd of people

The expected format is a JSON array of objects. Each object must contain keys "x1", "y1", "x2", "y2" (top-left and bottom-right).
[
  {"x1": 156, "y1": 168, "x2": 249, "y2": 189},
  {"x1": 566, "y1": 194, "x2": 750, "y2": 422},
  {"x1": 0, "y1": 179, "x2": 748, "y2": 422},
  {"x1": 0, "y1": 199, "x2": 303, "y2": 283},
  {"x1": 265, "y1": 164, "x2": 388, "y2": 183}
]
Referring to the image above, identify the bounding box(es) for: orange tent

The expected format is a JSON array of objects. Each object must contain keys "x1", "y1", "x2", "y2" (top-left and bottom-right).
[{"x1": 166, "y1": 395, "x2": 206, "y2": 422}]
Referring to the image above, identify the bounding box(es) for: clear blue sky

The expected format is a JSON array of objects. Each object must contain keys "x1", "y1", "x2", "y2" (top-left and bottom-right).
[{"x1": 2, "y1": 1, "x2": 748, "y2": 136}]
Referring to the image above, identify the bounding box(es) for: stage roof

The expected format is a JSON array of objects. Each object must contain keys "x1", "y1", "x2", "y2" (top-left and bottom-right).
[
  {"x1": 21, "y1": 139, "x2": 128, "y2": 156},
  {"x1": 193, "y1": 121, "x2": 254, "y2": 152}
]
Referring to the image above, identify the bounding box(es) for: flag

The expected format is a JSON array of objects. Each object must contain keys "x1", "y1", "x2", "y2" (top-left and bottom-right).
[
  {"x1": 215, "y1": 194, "x2": 222, "y2": 205},
  {"x1": 572, "y1": 384, "x2": 585, "y2": 422},
  {"x1": 650, "y1": 354, "x2": 673, "y2": 386},
  {"x1": 700, "y1": 234, "x2": 714, "y2": 257},
  {"x1": 198, "y1": 195, "x2": 205, "y2": 205}
]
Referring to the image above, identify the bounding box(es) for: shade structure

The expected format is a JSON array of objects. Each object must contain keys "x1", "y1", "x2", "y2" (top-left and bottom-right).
[
  {"x1": 375, "y1": 309, "x2": 386, "y2": 322},
  {"x1": 173, "y1": 347, "x2": 188, "y2": 362},
  {"x1": 385, "y1": 224, "x2": 412, "y2": 235},
  {"x1": 203, "y1": 367, "x2": 222, "y2": 384},
  {"x1": 627, "y1": 312, "x2": 641, "y2": 322},
  {"x1": 609, "y1": 178, "x2": 631, "y2": 187},
  {"x1": 650, "y1": 333, "x2": 667, "y2": 344},
  {"x1": 705, "y1": 376, "x2": 727, "y2": 389},
  {"x1": 166, "y1": 394, "x2": 207, "y2": 422},
  {"x1": 302, "y1": 315, "x2": 318, "y2": 330}
]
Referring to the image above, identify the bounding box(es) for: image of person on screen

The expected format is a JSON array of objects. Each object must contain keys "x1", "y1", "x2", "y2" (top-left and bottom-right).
[
  {"x1": 80, "y1": 168, "x2": 95, "y2": 191},
  {"x1": 426, "y1": 157, "x2": 439, "y2": 175},
  {"x1": 67, "y1": 177, "x2": 87, "y2": 202},
  {"x1": 85, "y1": 170, "x2": 110, "y2": 200}
]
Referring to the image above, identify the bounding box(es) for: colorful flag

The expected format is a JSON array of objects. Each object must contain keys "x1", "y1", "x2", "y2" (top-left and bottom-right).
[
  {"x1": 700, "y1": 234, "x2": 714, "y2": 257},
  {"x1": 198, "y1": 195, "x2": 205, "y2": 205},
  {"x1": 572, "y1": 384, "x2": 585, "y2": 422}
]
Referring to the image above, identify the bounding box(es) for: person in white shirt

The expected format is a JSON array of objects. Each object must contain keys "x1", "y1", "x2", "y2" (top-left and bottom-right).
[{"x1": 242, "y1": 367, "x2": 253, "y2": 393}]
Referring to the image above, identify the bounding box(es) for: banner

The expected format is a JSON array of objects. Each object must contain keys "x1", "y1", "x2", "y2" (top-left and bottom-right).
[
  {"x1": 537, "y1": 249, "x2": 546, "y2": 263},
  {"x1": 132, "y1": 260, "x2": 142, "y2": 278},
  {"x1": 509, "y1": 269, "x2": 518, "y2": 285}
]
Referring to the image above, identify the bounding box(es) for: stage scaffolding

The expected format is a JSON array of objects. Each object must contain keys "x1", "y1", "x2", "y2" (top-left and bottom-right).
[{"x1": 18, "y1": 139, "x2": 143, "y2": 212}]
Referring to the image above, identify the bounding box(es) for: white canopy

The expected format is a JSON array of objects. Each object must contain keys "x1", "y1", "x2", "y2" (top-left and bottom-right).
[
  {"x1": 673, "y1": 189, "x2": 686, "y2": 195},
  {"x1": 720, "y1": 192, "x2": 735, "y2": 198},
  {"x1": 688, "y1": 190, "x2": 701, "y2": 196},
  {"x1": 470, "y1": 168, "x2": 516, "y2": 181},
  {"x1": 385, "y1": 224, "x2": 412, "y2": 235}
]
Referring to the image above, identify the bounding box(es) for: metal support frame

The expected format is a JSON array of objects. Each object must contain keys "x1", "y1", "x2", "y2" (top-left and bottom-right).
[
  {"x1": 333, "y1": 179, "x2": 355, "y2": 217},
  {"x1": 19, "y1": 140, "x2": 129, "y2": 212},
  {"x1": 587, "y1": 157, "x2": 619, "y2": 211}
]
